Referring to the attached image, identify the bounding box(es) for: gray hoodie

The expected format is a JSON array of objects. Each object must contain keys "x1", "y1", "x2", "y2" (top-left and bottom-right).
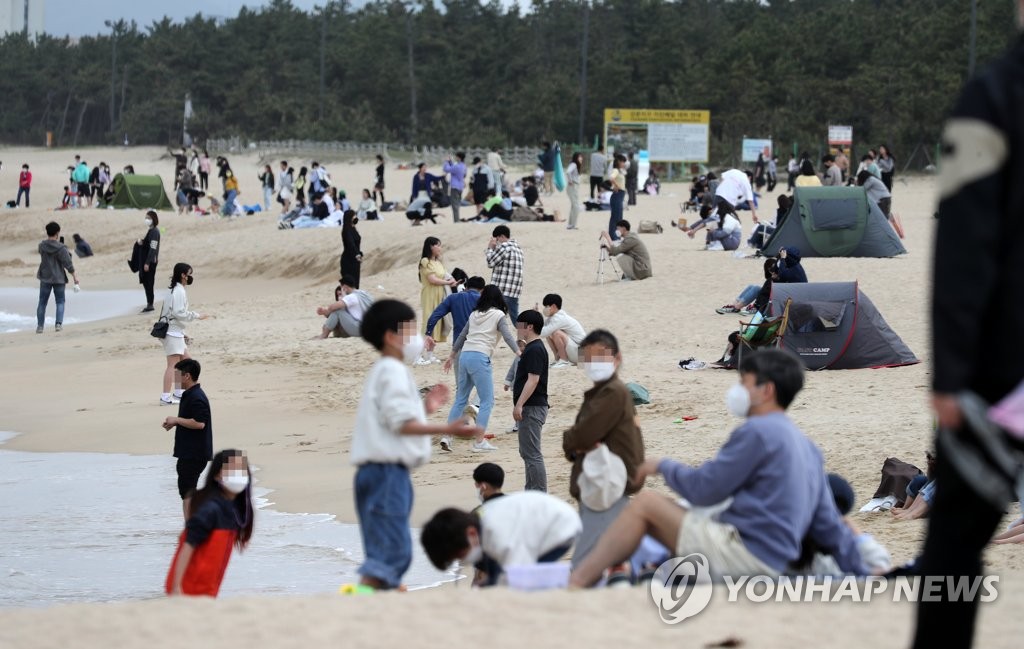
[{"x1": 37, "y1": 239, "x2": 75, "y2": 285}]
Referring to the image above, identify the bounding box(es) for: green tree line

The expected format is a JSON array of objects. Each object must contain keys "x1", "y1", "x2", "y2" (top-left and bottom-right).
[{"x1": 0, "y1": 0, "x2": 1016, "y2": 165}]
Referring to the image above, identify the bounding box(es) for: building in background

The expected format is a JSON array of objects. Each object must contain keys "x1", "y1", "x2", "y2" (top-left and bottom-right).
[{"x1": 1, "y1": 0, "x2": 45, "y2": 37}]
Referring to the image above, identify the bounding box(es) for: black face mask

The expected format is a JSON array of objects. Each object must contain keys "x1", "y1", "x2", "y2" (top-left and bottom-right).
[{"x1": 186, "y1": 276, "x2": 194, "y2": 286}]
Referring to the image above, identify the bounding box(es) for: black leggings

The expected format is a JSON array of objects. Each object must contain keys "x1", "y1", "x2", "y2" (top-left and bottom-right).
[
  {"x1": 589, "y1": 175, "x2": 603, "y2": 199},
  {"x1": 198, "y1": 171, "x2": 209, "y2": 191},
  {"x1": 911, "y1": 431, "x2": 1006, "y2": 649},
  {"x1": 140, "y1": 265, "x2": 157, "y2": 307}
]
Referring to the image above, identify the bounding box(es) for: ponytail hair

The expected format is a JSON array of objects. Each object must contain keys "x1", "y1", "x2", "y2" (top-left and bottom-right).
[{"x1": 169, "y1": 262, "x2": 192, "y2": 290}]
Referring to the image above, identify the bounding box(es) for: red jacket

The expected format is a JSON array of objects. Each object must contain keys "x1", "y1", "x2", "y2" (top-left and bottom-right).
[{"x1": 19, "y1": 171, "x2": 31, "y2": 188}]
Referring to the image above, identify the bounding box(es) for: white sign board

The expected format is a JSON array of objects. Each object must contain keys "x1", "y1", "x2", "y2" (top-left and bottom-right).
[
  {"x1": 828, "y1": 125, "x2": 853, "y2": 145},
  {"x1": 741, "y1": 138, "x2": 773, "y2": 162},
  {"x1": 647, "y1": 123, "x2": 709, "y2": 162}
]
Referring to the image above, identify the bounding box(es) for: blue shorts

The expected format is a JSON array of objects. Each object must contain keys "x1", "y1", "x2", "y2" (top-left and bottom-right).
[{"x1": 354, "y1": 463, "x2": 414, "y2": 588}]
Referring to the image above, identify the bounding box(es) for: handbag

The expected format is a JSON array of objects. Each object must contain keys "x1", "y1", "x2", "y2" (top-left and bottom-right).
[{"x1": 150, "y1": 316, "x2": 169, "y2": 339}]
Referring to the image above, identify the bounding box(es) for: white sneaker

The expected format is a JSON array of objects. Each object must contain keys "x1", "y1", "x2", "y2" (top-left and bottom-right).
[
  {"x1": 439, "y1": 437, "x2": 452, "y2": 452},
  {"x1": 414, "y1": 357, "x2": 433, "y2": 366},
  {"x1": 172, "y1": 389, "x2": 184, "y2": 399},
  {"x1": 160, "y1": 396, "x2": 180, "y2": 406},
  {"x1": 551, "y1": 359, "x2": 572, "y2": 368},
  {"x1": 506, "y1": 423, "x2": 519, "y2": 433},
  {"x1": 472, "y1": 440, "x2": 498, "y2": 452}
]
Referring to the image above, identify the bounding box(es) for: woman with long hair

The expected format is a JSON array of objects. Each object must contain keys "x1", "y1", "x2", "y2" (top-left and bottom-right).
[
  {"x1": 566, "y1": 152, "x2": 583, "y2": 230},
  {"x1": 608, "y1": 154, "x2": 627, "y2": 239},
  {"x1": 160, "y1": 263, "x2": 209, "y2": 405},
  {"x1": 258, "y1": 164, "x2": 275, "y2": 211},
  {"x1": 877, "y1": 144, "x2": 895, "y2": 192},
  {"x1": 139, "y1": 210, "x2": 161, "y2": 313},
  {"x1": 373, "y1": 154, "x2": 386, "y2": 204},
  {"x1": 166, "y1": 449, "x2": 254, "y2": 597},
  {"x1": 295, "y1": 166, "x2": 308, "y2": 207},
  {"x1": 340, "y1": 210, "x2": 363, "y2": 287},
  {"x1": 442, "y1": 285, "x2": 520, "y2": 453},
  {"x1": 419, "y1": 237, "x2": 456, "y2": 363}
]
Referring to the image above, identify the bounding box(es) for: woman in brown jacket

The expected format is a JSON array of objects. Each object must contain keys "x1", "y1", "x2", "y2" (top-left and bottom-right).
[{"x1": 562, "y1": 329, "x2": 645, "y2": 567}]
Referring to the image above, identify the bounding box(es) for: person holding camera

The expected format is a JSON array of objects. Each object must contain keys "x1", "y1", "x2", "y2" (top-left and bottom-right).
[
  {"x1": 599, "y1": 220, "x2": 652, "y2": 281},
  {"x1": 607, "y1": 154, "x2": 628, "y2": 240}
]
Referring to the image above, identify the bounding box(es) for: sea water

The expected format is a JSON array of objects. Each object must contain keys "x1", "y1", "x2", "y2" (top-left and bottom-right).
[
  {"x1": 0, "y1": 288, "x2": 141, "y2": 333},
  {"x1": 0, "y1": 433, "x2": 456, "y2": 607}
]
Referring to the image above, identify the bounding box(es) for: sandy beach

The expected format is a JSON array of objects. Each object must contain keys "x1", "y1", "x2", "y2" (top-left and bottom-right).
[{"x1": 1, "y1": 145, "x2": 1022, "y2": 646}]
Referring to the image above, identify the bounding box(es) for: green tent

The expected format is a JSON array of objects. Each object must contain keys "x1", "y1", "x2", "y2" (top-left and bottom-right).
[
  {"x1": 761, "y1": 186, "x2": 906, "y2": 258},
  {"x1": 102, "y1": 173, "x2": 173, "y2": 210}
]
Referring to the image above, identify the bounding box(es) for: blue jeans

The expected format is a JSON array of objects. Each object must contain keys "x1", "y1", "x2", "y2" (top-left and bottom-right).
[
  {"x1": 354, "y1": 463, "x2": 413, "y2": 589},
  {"x1": 504, "y1": 296, "x2": 519, "y2": 323},
  {"x1": 907, "y1": 474, "x2": 929, "y2": 499},
  {"x1": 448, "y1": 351, "x2": 494, "y2": 432},
  {"x1": 222, "y1": 189, "x2": 238, "y2": 215},
  {"x1": 736, "y1": 284, "x2": 759, "y2": 306},
  {"x1": 37, "y1": 282, "x2": 66, "y2": 328},
  {"x1": 609, "y1": 190, "x2": 625, "y2": 239}
]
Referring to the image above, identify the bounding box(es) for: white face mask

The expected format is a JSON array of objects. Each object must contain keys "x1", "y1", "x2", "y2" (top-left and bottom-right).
[
  {"x1": 463, "y1": 540, "x2": 484, "y2": 566},
  {"x1": 144, "y1": 218, "x2": 153, "y2": 227},
  {"x1": 476, "y1": 488, "x2": 485, "y2": 504},
  {"x1": 583, "y1": 361, "x2": 616, "y2": 383},
  {"x1": 220, "y1": 471, "x2": 250, "y2": 494},
  {"x1": 726, "y1": 383, "x2": 752, "y2": 418},
  {"x1": 402, "y1": 333, "x2": 426, "y2": 365}
]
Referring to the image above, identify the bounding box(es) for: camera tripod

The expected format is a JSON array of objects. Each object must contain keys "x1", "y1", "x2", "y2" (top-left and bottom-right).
[{"x1": 596, "y1": 245, "x2": 617, "y2": 284}]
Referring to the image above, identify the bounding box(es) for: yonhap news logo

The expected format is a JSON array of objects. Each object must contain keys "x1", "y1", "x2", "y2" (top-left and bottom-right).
[
  {"x1": 649, "y1": 554, "x2": 999, "y2": 623},
  {"x1": 648, "y1": 554, "x2": 714, "y2": 623}
]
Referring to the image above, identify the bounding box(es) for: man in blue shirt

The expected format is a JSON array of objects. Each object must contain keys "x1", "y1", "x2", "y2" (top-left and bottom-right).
[
  {"x1": 569, "y1": 349, "x2": 865, "y2": 586},
  {"x1": 424, "y1": 276, "x2": 484, "y2": 351},
  {"x1": 443, "y1": 152, "x2": 467, "y2": 223}
]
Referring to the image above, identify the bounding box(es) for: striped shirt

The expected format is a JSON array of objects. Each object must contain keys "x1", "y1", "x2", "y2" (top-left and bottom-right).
[{"x1": 485, "y1": 239, "x2": 524, "y2": 299}]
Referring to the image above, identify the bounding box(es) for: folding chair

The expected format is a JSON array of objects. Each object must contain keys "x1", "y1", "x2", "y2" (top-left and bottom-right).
[{"x1": 736, "y1": 298, "x2": 792, "y2": 364}]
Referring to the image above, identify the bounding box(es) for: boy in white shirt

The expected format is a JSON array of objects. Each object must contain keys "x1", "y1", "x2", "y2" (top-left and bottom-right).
[
  {"x1": 351, "y1": 299, "x2": 482, "y2": 589},
  {"x1": 421, "y1": 491, "x2": 581, "y2": 586},
  {"x1": 314, "y1": 275, "x2": 373, "y2": 339},
  {"x1": 539, "y1": 293, "x2": 586, "y2": 367}
]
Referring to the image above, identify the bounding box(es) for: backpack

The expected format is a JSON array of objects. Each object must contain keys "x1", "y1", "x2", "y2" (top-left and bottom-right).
[{"x1": 637, "y1": 220, "x2": 663, "y2": 234}]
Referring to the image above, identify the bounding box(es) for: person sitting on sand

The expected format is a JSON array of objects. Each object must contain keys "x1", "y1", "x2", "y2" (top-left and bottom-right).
[
  {"x1": 569, "y1": 349, "x2": 867, "y2": 587},
  {"x1": 421, "y1": 491, "x2": 581, "y2": 587},
  {"x1": 892, "y1": 480, "x2": 935, "y2": 521},
  {"x1": 794, "y1": 473, "x2": 893, "y2": 576},
  {"x1": 584, "y1": 188, "x2": 613, "y2": 211},
  {"x1": 314, "y1": 276, "x2": 374, "y2": 339},
  {"x1": 71, "y1": 233, "x2": 93, "y2": 258}
]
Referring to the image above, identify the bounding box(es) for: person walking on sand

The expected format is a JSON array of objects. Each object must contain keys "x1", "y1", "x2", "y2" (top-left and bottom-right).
[
  {"x1": 159, "y1": 263, "x2": 210, "y2": 406},
  {"x1": 161, "y1": 358, "x2": 213, "y2": 520},
  {"x1": 351, "y1": 299, "x2": 482, "y2": 590},
  {"x1": 165, "y1": 449, "x2": 252, "y2": 596},
  {"x1": 36, "y1": 221, "x2": 79, "y2": 334},
  {"x1": 442, "y1": 286, "x2": 521, "y2": 453},
  {"x1": 138, "y1": 211, "x2": 161, "y2": 313}
]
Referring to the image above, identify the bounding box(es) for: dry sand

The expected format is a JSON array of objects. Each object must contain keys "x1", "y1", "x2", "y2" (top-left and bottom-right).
[{"x1": 1, "y1": 145, "x2": 1022, "y2": 647}]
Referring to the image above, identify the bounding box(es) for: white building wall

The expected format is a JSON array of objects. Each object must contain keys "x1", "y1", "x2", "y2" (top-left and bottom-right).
[{"x1": 1, "y1": 0, "x2": 45, "y2": 37}]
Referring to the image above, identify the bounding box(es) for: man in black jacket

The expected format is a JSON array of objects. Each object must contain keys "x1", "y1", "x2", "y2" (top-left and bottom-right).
[{"x1": 914, "y1": 14, "x2": 1024, "y2": 649}]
